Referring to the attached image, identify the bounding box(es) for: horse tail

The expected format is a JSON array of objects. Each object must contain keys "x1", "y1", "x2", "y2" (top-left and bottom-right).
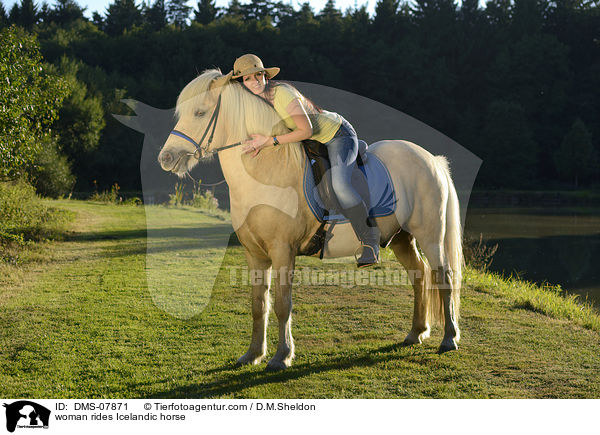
[
  {"x1": 424, "y1": 249, "x2": 441, "y2": 327},
  {"x1": 426, "y1": 156, "x2": 462, "y2": 329},
  {"x1": 440, "y1": 156, "x2": 462, "y2": 324}
]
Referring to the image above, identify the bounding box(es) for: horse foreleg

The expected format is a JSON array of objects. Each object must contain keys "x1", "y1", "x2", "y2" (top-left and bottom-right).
[
  {"x1": 236, "y1": 252, "x2": 272, "y2": 367},
  {"x1": 266, "y1": 245, "x2": 296, "y2": 371},
  {"x1": 389, "y1": 231, "x2": 430, "y2": 345}
]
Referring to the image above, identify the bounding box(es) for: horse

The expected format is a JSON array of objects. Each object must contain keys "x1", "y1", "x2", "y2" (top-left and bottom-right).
[{"x1": 158, "y1": 69, "x2": 462, "y2": 370}]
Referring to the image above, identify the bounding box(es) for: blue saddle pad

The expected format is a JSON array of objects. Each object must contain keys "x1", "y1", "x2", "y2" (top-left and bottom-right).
[{"x1": 303, "y1": 152, "x2": 397, "y2": 223}]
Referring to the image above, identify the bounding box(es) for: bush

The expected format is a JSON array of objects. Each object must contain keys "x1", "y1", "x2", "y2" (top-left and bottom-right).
[
  {"x1": 123, "y1": 196, "x2": 142, "y2": 206},
  {"x1": 464, "y1": 233, "x2": 498, "y2": 271},
  {"x1": 90, "y1": 181, "x2": 122, "y2": 204},
  {"x1": 0, "y1": 179, "x2": 74, "y2": 263},
  {"x1": 168, "y1": 182, "x2": 185, "y2": 207},
  {"x1": 189, "y1": 185, "x2": 219, "y2": 211},
  {"x1": 89, "y1": 182, "x2": 141, "y2": 205},
  {"x1": 29, "y1": 139, "x2": 76, "y2": 198},
  {"x1": 166, "y1": 182, "x2": 220, "y2": 211}
]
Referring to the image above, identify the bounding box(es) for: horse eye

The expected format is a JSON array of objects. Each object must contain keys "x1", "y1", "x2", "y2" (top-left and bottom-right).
[{"x1": 195, "y1": 110, "x2": 206, "y2": 117}]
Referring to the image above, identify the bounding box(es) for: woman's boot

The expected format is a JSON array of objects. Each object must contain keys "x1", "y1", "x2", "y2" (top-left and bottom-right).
[{"x1": 342, "y1": 202, "x2": 380, "y2": 267}]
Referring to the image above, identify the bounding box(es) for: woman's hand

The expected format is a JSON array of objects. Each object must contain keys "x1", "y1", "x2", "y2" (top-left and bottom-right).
[{"x1": 242, "y1": 134, "x2": 271, "y2": 157}]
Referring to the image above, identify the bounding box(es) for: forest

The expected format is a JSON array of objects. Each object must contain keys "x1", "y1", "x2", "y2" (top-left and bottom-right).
[{"x1": 1, "y1": 0, "x2": 599, "y2": 196}]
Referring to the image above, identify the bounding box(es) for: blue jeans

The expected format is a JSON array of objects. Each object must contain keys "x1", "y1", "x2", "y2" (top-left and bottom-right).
[{"x1": 324, "y1": 118, "x2": 362, "y2": 210}]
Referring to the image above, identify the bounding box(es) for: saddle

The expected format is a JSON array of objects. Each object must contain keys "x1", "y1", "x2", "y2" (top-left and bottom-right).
[{"x1": 302, "y1": 139, "x2": 369, "y2": 212}]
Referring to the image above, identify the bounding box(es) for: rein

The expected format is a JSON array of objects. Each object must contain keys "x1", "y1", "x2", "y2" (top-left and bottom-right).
[{"x1": 169, "y1": 94, "x2": 245, "y2": 160}]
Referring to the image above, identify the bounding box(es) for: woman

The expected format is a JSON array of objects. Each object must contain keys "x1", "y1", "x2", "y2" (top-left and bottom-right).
[{"x1": 231, "y1": 54, "x2": 379, "y2": 267}]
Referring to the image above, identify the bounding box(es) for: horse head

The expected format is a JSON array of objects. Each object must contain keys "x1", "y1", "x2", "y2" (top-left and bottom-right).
[{"x1": 158, "y1": 69, "x2": 231, "y2": 176}]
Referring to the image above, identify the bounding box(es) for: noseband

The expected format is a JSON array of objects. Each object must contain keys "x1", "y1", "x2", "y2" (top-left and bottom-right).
[{"x1": 169, "y1": 94, "x2": 244, "y2": 159}]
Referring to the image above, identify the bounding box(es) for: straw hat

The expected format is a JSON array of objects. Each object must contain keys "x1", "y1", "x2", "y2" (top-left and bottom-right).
[{"x1": 231, "y1": 54, "x2": 280, "y2": 79}]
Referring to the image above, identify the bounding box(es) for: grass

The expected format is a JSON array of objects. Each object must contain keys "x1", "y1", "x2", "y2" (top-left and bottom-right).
[{"x1": 0, "y1": 200, "x2": 599, "y2": 398}]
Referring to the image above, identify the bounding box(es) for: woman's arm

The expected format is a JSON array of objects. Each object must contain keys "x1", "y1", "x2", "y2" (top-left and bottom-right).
[
  {"x1": 242, "y1": 98, "x2": 313, "y2": 156},
  {"x1": 275, "y1": 98, "x2": 313, "y2": 143}
]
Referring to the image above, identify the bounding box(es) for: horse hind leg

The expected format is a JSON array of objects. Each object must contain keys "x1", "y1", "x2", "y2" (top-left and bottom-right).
[
  {"x1": 417, "y1": 234, "x2": 460, "y2": 353},
  {"x1": 389, "y1": 231, "x2": 431, "y2": 345}
]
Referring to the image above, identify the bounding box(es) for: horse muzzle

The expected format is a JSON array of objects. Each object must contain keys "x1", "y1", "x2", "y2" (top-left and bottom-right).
[
  {"x1": 158, "y1": 150, "x2": 174, "y2": 170},
  {"x1": 158, "y1": 149, "x2": 193, "y2": 173}
]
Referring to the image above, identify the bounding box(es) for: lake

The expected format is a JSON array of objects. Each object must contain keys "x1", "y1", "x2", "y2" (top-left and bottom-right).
[{"x1": 464, "y1": 206, "x2": 600, "y2": 310}]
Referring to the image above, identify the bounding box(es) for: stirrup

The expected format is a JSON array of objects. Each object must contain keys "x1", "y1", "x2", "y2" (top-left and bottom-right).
[{"x1": 354, "y1": 244, "x2": 379, "y2": 268}]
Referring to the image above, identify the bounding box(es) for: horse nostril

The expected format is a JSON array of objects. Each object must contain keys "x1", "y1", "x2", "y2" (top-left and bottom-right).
[{"x1": 160, "y1": 151, "x2": 173, "y2": 164}]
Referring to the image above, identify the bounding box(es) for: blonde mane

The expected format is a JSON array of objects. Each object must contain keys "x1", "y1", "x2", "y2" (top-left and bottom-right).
[{"x1": 175, "y1": 69, "x2": 305, "y2": 174}]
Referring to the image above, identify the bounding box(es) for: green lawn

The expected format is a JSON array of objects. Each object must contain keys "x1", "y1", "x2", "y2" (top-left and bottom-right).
[{"x1": 1, "y1": 200, "x2": 599, "y2": 398}]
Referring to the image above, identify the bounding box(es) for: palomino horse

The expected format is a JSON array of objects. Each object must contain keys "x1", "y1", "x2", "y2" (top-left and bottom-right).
[{"x1": 158, "y1": 69, "x2": 462, "y2": 370}]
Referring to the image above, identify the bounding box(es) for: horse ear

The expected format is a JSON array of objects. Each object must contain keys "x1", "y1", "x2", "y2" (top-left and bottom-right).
[{"x1": 210, "y1": 71, "x2": 233, "y2": 91}]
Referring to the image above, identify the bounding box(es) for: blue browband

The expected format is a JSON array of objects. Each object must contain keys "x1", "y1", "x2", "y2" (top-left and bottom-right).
[{"x1": 170, "y1": 130, "x2": 201, "y2": 150}]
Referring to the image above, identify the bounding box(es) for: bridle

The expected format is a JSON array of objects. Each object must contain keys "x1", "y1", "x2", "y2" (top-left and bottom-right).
[{"x1": 169, "y1": 94, "x2": 245, "y2": 161}]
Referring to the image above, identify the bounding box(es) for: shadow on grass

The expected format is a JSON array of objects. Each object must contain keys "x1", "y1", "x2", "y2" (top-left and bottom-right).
[
  {"x1": 66, "y1": 228, "x2": 148, "y2": 242},
  {"x1": 150, "y1": 342, "x2": 423, "y2": 398},
  {"x1": 67, "y1": 225, "x2": 236, "y2": 243},
  {"x1": 65, "y1": 227, "x2": 242, "y2": 259}
]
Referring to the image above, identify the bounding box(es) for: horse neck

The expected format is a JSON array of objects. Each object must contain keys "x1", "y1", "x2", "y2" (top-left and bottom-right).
[
  {"x1": 217, "y1": 144, "x2": 312, "y2": 232},
  {"x1": 218, "y1": 144, "x2": 305, "y2": 194}
]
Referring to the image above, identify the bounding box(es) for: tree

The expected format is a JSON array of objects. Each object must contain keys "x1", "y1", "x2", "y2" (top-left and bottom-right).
[
  {"x1": 225, "y1": 0, "x2": 243, "y2": 19},
  {"x1": 270, "y1": 1, "x2": 294, "y2": 25},
  {"x1": 167, "y1": 0, "x2": 191, "y2": 28},
  {"x1": 240, "y1": 0, "x2": 274, "y2": 21},
  {"x1": 480, "y1": 100, "x2": 538, "y2": 187},
  {"x1": 51, "y1": 57, "x2": 105, "y2": 171},
  {"x1": 45, "y1": 0, "x2": 86, "y2": 25},
  {"x1": 296, "y1": 1, "x2": 314, "y2": 22},
  {"x1": 411, "y1": 0, "x2": 458, "y2": 43},
  {"x1": 0, "y1": 2, "x2": 8, "y2": 28},
  {"x1": 511, "y1": 0, "x2": 546, "y2": 38},
  {"x1": 92, "y1": 11, "x2": 104, "y2": 29},
  {"x1": 144, "y1": 0, "x2": 168, "y2": 30},
  {"x1": 373, "y1": 0, "x2": 399, "y2": 30},
  {"x1": 316, "y1": 0, "x2": 343, "y2": 47},
  {"x1": 194, "y1": 0, "x2": 217, "y2": 24},
  {"x1": 318, "y1": 0, "x2": 342, "y2": 22},
  {"x1": 350, "y1": 4, "x2": 370, "y2": 28},
  {"x1": 0, "y1": 25, "x2": 69, "y2": 181},
  {"x1": 485, "y1": 0, "x2": 511, "y2": 29},
  {"x1": 554, "y1": 118, "x2": 596, "y2": 186},
  {"x1": 486, "y1": 33, "x2": 570, "y2": 178},
  {"x1": 459, "y1": 0, "x2": 482, "y2": 26},
  {"x1": 38, "y1": 2, "x2": 51, "y2": 22},
  {"x1": 105, "y1": 0, "x2": 143, "y2": 36},
  {"x1": 9, "y1": 0, "x2": 39, "y2": 29}
]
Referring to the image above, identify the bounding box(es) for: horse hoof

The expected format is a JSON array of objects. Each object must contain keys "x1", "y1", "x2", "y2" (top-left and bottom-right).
[
  {"x1": 437, "y1": 341, "x2": 458, "y2": 354},
  {"x1": 235, "y1": 352, "x2": 265, "y2": 367},
  {"x1": 265, "y1": 359, "x2": 290, "y2": 371},
  {"x1": 403, "y1": 328, "x2": 429, "y2": 346}
]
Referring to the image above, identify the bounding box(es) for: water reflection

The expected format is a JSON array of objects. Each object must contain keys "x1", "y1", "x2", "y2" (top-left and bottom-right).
[{"x1": 465, "y1": 207, "x2": 600, "y2": 309}]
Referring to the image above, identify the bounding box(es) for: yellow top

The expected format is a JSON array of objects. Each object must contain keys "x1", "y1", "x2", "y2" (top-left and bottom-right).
[{"x1": 272, "y1": 84, "x2": 342, "y2": 144}]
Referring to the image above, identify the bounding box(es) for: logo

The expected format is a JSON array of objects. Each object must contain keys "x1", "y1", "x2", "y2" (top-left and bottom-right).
[{"x1": 3, "y1": 401, "x2": 50, "y2": 433}]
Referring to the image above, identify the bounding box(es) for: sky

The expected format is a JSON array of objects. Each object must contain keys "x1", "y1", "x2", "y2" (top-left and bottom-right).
[{"x1": 2, "y1": 0, "x2": 379, "y2": 19}]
